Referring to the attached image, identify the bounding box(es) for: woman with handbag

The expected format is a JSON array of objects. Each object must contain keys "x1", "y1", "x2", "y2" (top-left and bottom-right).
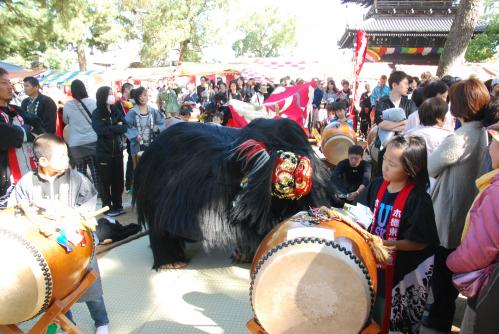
[
  {"x1": 446, "y1": 126, "x2": 499, "y2": 334},
  {"x1": 63, "y1": 79, "x2": 99, "y2": 191},
  {"x1": 125, "y1": 86, "x2": 164, "y2": 169}
]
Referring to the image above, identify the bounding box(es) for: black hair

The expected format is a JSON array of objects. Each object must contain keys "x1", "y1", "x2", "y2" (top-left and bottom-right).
[
  {"x1": 484, "y1": 79, "x2": 492, "y2": 92},
  {"x1": 388, "y1": 71, "x2": 408, "y2": 90},
  {"x1": 213, "y1": 112, "x2": 223, "y2": 120},
  {"x1": 254, "y1": 82, "x2": 261, "y2": 93},
  {"x1": 33, "y1": 133, "x2": 66, "y2": 160},
  {"x1": 331, "y1": 101, "x2": 347, "y2": 112},
  {"x1": 133, "y1": 86, "x2": 147, "y2": 105},
  {"x1": 411, "y1": 87, "x2": 425, "y2": 108},
  {"x1": 419, "y1": 97, "x2": 448, "y2": 126},
  {"x1": 179, "y1": 105, "x2": 192, "y2": 116},
  {"x1": 441, "y1": 75, "x2": 457, "y2": 88},
  {"x1": 482, "y1": 99, "x2": 499, "y2": 128},
  {"x1": 424, "y1": 80, "x2": 448, "y2": 99},
  {"x1": 23, "y1": 76, "x2": 39, "y2": 87},
  {"x1": 96, "y1": 86, "x2": 112, "y2": 110},
  {"x1": 236, "y1": 77, "x2": 245, "y2": 87},
  {"x1": 70, "y1": 79, "x2": 88, "y2": 100},
  {"x1": 266, "y1": 83, "x2": 275, "y2": 96},
  {"x1": 348, "y1": 145, "x2": 364, "y2": 156},
  {"x1": 326, "y1": 79, "x2": 339, "y2": 93},
  {"x1": 213, "y1": 93, "x2": 226, "y2": 103},
  {"x1": 386, "y1": 135, "x2": 430, "y2": 190},
  {"x1": 229, "y1": 80, "x2": 238, "y2": 91},
  {"x1": 121, "y1": 82, "x2": 133, "y2": 95},
  {"x1": 412, "y1": 76, "x2": 420, "y2": 86}
]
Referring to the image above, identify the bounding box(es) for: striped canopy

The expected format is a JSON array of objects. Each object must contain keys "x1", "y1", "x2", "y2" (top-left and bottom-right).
[{"x1": 37, "y1": 70, "x2": 104, "y2": 86}]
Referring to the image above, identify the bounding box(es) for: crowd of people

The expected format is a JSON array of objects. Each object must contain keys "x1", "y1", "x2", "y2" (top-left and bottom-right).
[{"x1": 1, "y1": 64, "x2": 498, "y2": 334}]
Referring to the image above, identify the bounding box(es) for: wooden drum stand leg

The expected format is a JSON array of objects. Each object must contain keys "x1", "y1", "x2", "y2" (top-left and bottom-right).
[
  {"x1": 246, "y1": 319, "x2": 267, "y2": 334},
  {"x1": 0, "y1": 270, "x2": 97, "y2": 334}
]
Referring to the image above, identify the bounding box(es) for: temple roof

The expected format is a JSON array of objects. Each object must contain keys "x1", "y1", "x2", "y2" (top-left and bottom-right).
[{"x1": 339, "y1": 16, "x2": 487, "y2": 48}]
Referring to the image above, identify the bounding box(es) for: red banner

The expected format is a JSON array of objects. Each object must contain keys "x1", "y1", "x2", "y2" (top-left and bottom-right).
[
  {"x1": 350, "y1": 30, "x2": 368, "y2": 116},
  {"x1": 227, "y1": 82, "x2": 315, "y2": 129}
]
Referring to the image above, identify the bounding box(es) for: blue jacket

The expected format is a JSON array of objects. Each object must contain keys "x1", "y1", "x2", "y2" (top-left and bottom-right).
[
  {"x1": 370, "y1": 84, "x2": 390, "y2": 106},
  {"x1": 312, "y1": 88, "x2": 324, "y2": 108}
]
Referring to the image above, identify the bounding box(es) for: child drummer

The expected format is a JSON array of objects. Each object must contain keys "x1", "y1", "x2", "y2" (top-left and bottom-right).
[{"x1": 9, "y1": 133, "x2": 110, "y2": 334}]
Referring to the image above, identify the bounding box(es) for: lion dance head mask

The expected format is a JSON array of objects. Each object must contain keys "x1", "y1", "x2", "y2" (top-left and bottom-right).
[
  {"x1": 232, "y1": 140, "x2": 313, "y2": 201},
  {"x1": 272, "y1": 150, "x2": 313, "y2": 200}
]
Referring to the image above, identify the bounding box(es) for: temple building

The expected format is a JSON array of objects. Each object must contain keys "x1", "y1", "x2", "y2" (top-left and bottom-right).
[{"x1": 338, "y1": 0, "x2": 486, "y2": 64}]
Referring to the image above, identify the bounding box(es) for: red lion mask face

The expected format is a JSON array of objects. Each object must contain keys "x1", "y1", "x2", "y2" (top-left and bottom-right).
[{"x1": 272, "y1": 151, "x2": 313, "y2": 200}]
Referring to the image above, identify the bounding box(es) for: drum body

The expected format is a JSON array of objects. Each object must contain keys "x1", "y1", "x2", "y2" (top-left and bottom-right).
[
  {"x1": 0, "y1": 208, "x2": 95, "y2": 325},
  {"x1": 250, "y1": 211, "x2": 377, "y2": 334},
  {"x1": 321, "y1": 123, "x2": 357, "y2": 165}
]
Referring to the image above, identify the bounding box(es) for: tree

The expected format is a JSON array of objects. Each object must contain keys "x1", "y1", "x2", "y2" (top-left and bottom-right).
[
  {"x1": 465, "y1": 17, "x2": 499, "y2": 62},
  {"x1": 45, "y1": 0, "x2": 129, "y2": 70},
  {"x1": 0, "y1": 0, "x2": 127, "y2": 70},
  {"x1": 340, "y1": 0, "x2": 372, "y2": 6},
  {"x1": 465, "y1": 0, "x2": 498, "y2": 62},
  {"x1": 232, "y1": 7, "x2": 297, "y2": 58},
  {"x1": 437, "y1": 0, "x2": 484, "y2": 76},
  {"x1": 121, "y1": 0, "x2": 228, "y2": 66}
]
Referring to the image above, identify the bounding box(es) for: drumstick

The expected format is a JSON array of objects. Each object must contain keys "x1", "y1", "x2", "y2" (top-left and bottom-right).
[
  {"x1": 319, "y1": 206, "x2": 393, "y2": 264},
  {"x1": 83, "y1": 206, "x2": 110, "y2": 221}
]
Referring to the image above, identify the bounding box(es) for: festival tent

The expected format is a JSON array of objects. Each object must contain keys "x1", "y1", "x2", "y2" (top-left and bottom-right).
[
  {"x1": 176, "y1": 62, "x2": 241, "y2": 77},
  {"x1": 0, "y1": 61, "x2": 23, "y2": 72},
  {"x1": 0, "y1": 61, "x2": 44, "y2": 79},
  {"x1": 109, "y1": 67, "x2": 175, "y2": 81},
  {"x1": 239, "y1": 58, "x2": 323, "y2": 84},
  {"x1": 36, "y1": 70, "x2": 106, "y2": 87},
  {"x1": 175, "y1": 62, "x2": 242, "y2": 85}
]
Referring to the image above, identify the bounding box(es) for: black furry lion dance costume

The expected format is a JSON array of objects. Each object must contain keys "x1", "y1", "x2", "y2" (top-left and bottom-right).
[{"x1": 134, "y1": 118, "x2": 340, "y2": 270}]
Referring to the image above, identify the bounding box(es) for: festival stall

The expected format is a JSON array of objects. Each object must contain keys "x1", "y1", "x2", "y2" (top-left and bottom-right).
[
  {"x1": 175, "y1": 62, "x2": 242, "y2": 86},
  {"x1": 239, "y1": 58, "x2": 324, "y2": 84}
]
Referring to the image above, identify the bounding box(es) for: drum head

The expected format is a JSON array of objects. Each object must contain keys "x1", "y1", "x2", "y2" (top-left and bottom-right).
[
  {"x1": 251, "y1": 240, "x2": 372, "y2": 334},
  {"x1": 322, "y1": 135, "x2": 355, "y2": 165},
  {"x1": 0, "y1": 228, "x2": 51, "y2": 325}
]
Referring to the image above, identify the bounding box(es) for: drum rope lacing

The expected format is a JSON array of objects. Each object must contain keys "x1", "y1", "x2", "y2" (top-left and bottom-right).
[
  {"x1": 249, "y1": 237, "x2": 376, "y2": 330},
  {"x1": 0, "y1": 228, "x2": 53, "y2": 321}
]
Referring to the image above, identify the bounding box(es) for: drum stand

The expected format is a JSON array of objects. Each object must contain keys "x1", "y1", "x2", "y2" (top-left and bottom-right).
[
  {"x1": 246, "y1": 318, "x2": 380, "y2": 334},
  {"x1": 0, "y1": 269, "x2": 97, "y2": 334}
]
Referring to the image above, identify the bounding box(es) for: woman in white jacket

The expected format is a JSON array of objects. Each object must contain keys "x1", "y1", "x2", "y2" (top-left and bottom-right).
[{"x1": 125, "y1": 87, "x2": 164, "y2": 168}]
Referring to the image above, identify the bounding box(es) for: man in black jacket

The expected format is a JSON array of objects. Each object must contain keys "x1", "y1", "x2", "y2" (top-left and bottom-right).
[
  {"x1": 0, "y1": 67, "x2": 44, "y2": 201},
  {"x1": 21, "y1": 76, "x2": 57, "y2": 135},
  {"x1": 373, "y1": 71, "x2": 417, "y2": 176}
]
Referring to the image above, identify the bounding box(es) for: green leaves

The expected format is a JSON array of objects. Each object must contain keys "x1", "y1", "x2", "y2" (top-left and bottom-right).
[
  {"x1": 466, "y1": 16, "x2": 499, "y2": 62},
  {"x1": 232, "y1": 6, "x2": 297, "y2": 58},
  {"x1": 0, "y1": 0, "x2": 126, "y2": 69},
  {"x1": 123, "y1": 0, "x2": 228, "y2": 66}
]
